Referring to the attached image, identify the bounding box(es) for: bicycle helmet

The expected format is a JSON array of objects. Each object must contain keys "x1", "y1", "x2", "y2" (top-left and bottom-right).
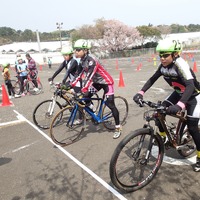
[
  {"x1": 156, "y1": 39, "x2": 182, "y2": 53},
  {"x1": 61, "y1": 46, "x2": 73, "y2": 55},
  {"x1": 74, "y1": 39, "x2": 91, "y2": 49},
  {"x1": 17, "y1": 57, "x2": 23, "y2": 61},
  {"x1": 2, "y1": 62, "x2": 10, "y2": 68}
]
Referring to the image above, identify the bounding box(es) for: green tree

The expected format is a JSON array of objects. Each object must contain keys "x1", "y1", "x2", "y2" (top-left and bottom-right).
[{"x1": 137, "y1": 25, "x2": 161, "y2": 45}]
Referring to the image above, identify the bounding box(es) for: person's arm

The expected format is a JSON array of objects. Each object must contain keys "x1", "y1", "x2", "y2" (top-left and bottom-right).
[
  {"x1": 51, "y1": 61, "x2": 65, "y2": 81},
  {"x1": 140, "y1": 67, "x2": 162, "y2": 93},
  {"x1": 62, "y1": 60, "x2": 78, "y2": 84}
]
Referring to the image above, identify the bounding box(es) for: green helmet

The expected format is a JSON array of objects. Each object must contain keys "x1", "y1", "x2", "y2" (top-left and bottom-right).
[
  {"x1": 2, "y1": 62, "x2": 10, "y2": 68},
  {"x1": 74, "y1": 39, "x2": 91, "y2": 49},
  {"x1": 156, "y1": 39, "x2": 182, "y2": 53},
  {"x1": 61, "y1": 46, "x2": 73, "y2": 55}
]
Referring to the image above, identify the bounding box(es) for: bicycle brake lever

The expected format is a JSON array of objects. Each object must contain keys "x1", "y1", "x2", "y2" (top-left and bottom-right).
[{"x1": 138, "y1": 99, "x2": 144, "y2": 107}]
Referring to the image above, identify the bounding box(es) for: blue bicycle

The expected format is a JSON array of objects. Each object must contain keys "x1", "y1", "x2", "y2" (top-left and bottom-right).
[{"x1": 49, "y1": 93, "x2": 129, "y2": 146}]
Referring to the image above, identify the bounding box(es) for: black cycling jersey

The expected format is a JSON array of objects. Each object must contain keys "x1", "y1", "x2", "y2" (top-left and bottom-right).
[
  {"x1": 51, "y1": 57, "x2": 81, "y2": 83},
  {"x1": 141, "y1": 56, "x2": 200, "y2": 104}
]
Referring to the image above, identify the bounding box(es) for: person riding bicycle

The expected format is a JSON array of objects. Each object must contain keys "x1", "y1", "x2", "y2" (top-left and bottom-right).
[
  {"x1": 133, "y1": 39, "x2": 200, "y2": 172},
  {"x1": 71, "y1": 39, "x2": 122, "y2": 139},
  {"x1": 16, "y1": 57, "x2": 28, "y2": 96},
  {"x1": 48, "y1": 46, "x2": 82, "y2": 94},
  {"x1": 2, "y1": 62, "x2": 21, "y2": 98},
  {"x1": 25, "y1": 53, "x2": 39, "y2": 92}
]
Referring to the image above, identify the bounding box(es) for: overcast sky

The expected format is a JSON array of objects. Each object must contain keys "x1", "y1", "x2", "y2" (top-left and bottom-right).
[{"x1": 1, "y1": 0, "x2": 199, "y2": 32}]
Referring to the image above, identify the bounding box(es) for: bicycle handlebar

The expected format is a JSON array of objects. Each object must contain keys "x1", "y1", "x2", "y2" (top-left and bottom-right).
[{"x1": 138, "y1": 100, "x2": 167, "y2": 113}]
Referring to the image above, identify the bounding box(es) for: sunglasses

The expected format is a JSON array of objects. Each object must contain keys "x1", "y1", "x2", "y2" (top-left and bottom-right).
[
  {"x1": 75, "y1": 48, "x2": 82, "y2": 52},
  {"x1": 159, "y1": 53, "x2": 171, "y2": 58}
]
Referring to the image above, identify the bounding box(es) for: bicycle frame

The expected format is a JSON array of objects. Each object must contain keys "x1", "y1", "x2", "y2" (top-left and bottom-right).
[
  {"x1": 67, "y1": 96, "x2": 113, "y2": 125},
  {"x1": 155, "y1": 112, "x2": 187, "y2": 148},
  {"x1": 142, "y1": 100, "x2": 189, "y2": 150}
]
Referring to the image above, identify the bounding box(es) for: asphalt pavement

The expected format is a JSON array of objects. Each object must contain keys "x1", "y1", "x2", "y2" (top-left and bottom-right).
[{"x1": 1, "y1": 55, "x2": 200, "y2": 200}]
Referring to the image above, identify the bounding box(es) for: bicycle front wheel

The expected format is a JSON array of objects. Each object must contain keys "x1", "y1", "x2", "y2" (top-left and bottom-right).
[
  {"x1": 110, "y1": 128, "x2": 164, "y2": 192},
  {"x1": 50, "y1": 106, "x2": 85, "y2": 146},
  {"x1": 102, "y1": 96, "x2": 129, "y2": 130},
  {"x1": 36, "y1": 80, "x2": 43, "y2": 94},
  {"x1": 33, "y1": 100, "x2": 62, "y2": 129}
]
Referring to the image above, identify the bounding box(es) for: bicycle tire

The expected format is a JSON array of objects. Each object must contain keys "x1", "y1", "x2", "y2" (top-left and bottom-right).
[
  {"x1": 102, "y1": 96, "x2": 129, "y2": 130},
  {"x1": 110, "y1": 128, "x2": 164, "y2": 192},
  {"x1": 26, "y1": 81, "x2": 35, "y2": 95},
  {"x1": 36, "y1": 80, "x2": 43, "y2": 94},
  {"x1": 26, "y1": 80, "x2": 43, "y2": 95},
  {"x1": 50, "y1": 106, "x2": 86, "y2": 146},
  {"x1": 177, "y1": 126, "x2": 199, "y2": 157},
  {"x1": 12, "y1": 80, "x2": 21, "y2": 95},
  {"x1": 33, "y1": 99, "x2": 62, "y2": 129}
]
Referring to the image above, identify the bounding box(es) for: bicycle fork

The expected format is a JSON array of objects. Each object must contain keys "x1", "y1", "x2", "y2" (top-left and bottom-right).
[
  {"x1": 133, "y1": 128, "x2": 155, "y2": 166},
  {"x1": 48, "y1": 97, "x2": 57, "y2": 115}
]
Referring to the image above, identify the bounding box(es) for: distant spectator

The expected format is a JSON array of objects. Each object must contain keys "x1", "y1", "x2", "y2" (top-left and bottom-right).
[
  {"x1": 15, "y1": 53, "x2": 25, "y2": 75},
  {"x1": 16, "y1": 57, "x2": 28, "y2": 96},
  {"x1": 2, "y1": 62, "x2": 21, "y2": 98},
  {"x1": 48, "y1": 57, "x2": 52, "y2": 69},
  {"x1": 25, "y1": 53, "x2": 39, "y2": 91}
]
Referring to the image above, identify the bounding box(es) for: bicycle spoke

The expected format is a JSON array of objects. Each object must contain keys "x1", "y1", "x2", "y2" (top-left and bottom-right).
[{"x1": 50, "y1": 106, "x2": 85, "y2": 146}]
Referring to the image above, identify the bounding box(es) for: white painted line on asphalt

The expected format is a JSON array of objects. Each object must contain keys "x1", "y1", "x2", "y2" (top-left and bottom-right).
[
  {"x1": 13, "y1": 110, "x2": 127, "y2": 200},
  {"x1": 0, "y1": 115, "x2": 26, "y2": 127},
  {"x1": 2, "y1": 142, "x2": 39, "y2": 157}
]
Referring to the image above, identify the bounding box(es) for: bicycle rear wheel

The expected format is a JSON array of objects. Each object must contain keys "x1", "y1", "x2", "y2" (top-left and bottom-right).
[
  {"x1": 102, "y1": 96, "x2": 129, "y2": 130},
  {"x1": 177, "y1": 126, "x2": 198, "y2": 157},
  {"x1": 110, "y1": 128, "x2": 164, "y2": 192},
  {"x1": 12, "y1": 80, "x2": 21, "y2": 95},
  {"x1": 50, "y1": 106, "x2": 85, "y2": 146},
  {"x1": 27, "y1": 80, "x2": 43, "y2": 95},
  {"x1": 33, "y1": 99, "x2": 62, "y2": 129}
]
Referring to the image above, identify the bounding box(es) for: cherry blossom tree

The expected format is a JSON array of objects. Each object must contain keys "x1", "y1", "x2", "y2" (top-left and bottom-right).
[{"x1": 99, "y1": 20, "x2": 142, "y2": 52}]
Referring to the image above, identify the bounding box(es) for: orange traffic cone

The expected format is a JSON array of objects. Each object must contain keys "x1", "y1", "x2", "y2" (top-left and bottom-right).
[
  {"x1": 118, "y1": 70, "x2": 125, "y2": 87},
  {"x1": 0, "y1": 84, "x2": 13, "y2": 107},
  {"x1": 193, "y1": 61, "x2": 198, "y2": 73}
]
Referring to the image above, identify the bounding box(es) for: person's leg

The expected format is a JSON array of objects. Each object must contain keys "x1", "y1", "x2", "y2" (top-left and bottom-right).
[
  {"x1": 5, "y1": 80, "x2": 12, "y2": 96},
  {"x1": 19, "y1": 76, "x2": 24, "y2": 94},
  {"x1": 187, "y1": 94, "x2": 200, "y2": 171},
  {"x1": 157, "y1": 91, "x2": 181, "y2": 139},
  {"x1": 104, "y1": 84, "x2": 121, "y2": 139},
  {"x1": 30, "y1": 71, "x2": 38, "y2": 88}
]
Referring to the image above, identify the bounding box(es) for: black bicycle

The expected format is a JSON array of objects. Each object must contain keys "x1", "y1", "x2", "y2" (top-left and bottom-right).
[
  {"x1": 110, "y1": 100, "x2": 197, "y2": 193},
  {"x1": 49, "y1": 93, "x2": 129, "y2": 146}
]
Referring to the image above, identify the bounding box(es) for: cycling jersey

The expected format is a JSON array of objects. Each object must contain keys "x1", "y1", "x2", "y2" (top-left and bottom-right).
[
  {"x1": 72, "y1": 54, "x2": 114, "y2": 91},
  {"x1": 51, "y1": 57, "x2": 81, "y2": 84},
  {"x1": 140, "y1": 56, "x2": 200, "y2": 104}
]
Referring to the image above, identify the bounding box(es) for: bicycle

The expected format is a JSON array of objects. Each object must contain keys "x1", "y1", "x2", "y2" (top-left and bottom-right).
[
  {"x1": 49, "y1": 93, "x2": 129, "y2": 146},
  {"x1": 33, "y1": 82, "x2": 100, "y2": 129},
  {"x1": 109, "y1": 100, "x2": 197, "y2": 193},
  {"x1": 12, "y1": 72, "x2": 43, "y2": 95}
]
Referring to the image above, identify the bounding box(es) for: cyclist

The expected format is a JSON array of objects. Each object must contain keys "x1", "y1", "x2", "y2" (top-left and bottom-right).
[
  {"x1": 48, "y1": 46, "x2": 82, "y2": 93},
  {"x1": 16, "y1": 57, "x2": 28, "y2": 96},
  {"x1": 25, "y1": 53, "x2": 39, "y2": 92},
  {"x1": 133, "y1": 39, "x2": 200, "y2": 172},
  {"x1": 71, "y1": 39, "x2": 121, "y2": 139},
  {"x1": 2, "y1": 63, "x2": 21, "y2": 98}
]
